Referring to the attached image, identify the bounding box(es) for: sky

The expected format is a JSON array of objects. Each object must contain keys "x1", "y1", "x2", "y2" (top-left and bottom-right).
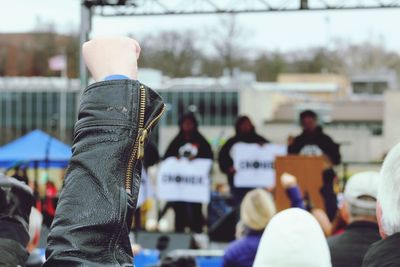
[{"x1": 2, "y1": 0, "x2": 400, "y2": 53}]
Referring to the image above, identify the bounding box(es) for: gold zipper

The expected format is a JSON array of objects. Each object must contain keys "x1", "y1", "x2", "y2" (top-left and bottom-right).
[
  {"x1": 125, "y1": 84, "x2": 166, "y2": 193},
  {"x1": 137, "y1": 104, "x2": 166, "y2": 159}
]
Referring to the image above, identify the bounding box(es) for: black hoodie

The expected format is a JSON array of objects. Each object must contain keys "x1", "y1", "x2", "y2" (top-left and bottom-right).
[
  {"x1": 218, "y1": 117, "x2": 269, "y2": 175},
  {"x1": 288, "y1": 126, "x2": 341, "y2": 165},
  {"x1": 164, "y1": 113, "x2": 213, "y2": 160}
]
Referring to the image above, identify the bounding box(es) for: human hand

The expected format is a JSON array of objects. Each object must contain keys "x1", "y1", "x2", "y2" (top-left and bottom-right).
[
  {"x1": 82, "y1": 37, "x2": 141, "y2": 82},
  {"x1": 280, "y1": 172, "x2": 298, "y2": 189}
]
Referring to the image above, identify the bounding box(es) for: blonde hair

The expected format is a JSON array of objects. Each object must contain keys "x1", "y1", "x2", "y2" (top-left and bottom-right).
[
  {"x1": 240, "y1": 189, "x2": 276, "y2": 231},
  {"x1": 379, "y1": 142, "x2": 400, "y2": 236}
]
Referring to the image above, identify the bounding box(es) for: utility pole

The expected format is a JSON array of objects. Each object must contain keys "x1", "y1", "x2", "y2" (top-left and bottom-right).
[{"x1": 80, "y1": 1, "x2": 92, "y2": 89}]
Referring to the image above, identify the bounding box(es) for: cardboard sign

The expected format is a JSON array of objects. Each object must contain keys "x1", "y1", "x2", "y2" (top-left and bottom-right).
[
  {"x1": 232, "y1": 143, "x2": 287, "y2": 188},
  {"x1": 157, "y1": 157, "x2": 213, "y2": 203}
]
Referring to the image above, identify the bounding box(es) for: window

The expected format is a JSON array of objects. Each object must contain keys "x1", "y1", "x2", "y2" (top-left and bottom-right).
[{"x1": 160, "y1": 90, "x2": 238, "y2": 126}]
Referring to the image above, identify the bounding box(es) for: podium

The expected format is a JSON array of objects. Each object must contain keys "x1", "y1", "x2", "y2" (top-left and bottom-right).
[{"x1": 275, "y1": 155, "x2": 328, "y2": 211}]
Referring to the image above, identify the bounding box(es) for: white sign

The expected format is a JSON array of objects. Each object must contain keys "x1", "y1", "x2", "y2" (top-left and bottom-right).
[
  {"x1": 232, "y1": 143, "x2": 287, "y2": 188},
  {"x1": 157, "y1": 157, "x2": 213, "y2": 203},
  {"x1": 137, "y1": 168, "x2": 154, "y2": 208}
]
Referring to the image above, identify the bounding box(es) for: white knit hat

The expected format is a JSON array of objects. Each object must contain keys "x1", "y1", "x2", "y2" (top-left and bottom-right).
[{"x1": 253, "y1": 208, "x2": 332, "y2": 267}]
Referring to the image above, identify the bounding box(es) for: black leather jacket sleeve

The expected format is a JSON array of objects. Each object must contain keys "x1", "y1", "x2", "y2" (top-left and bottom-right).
[{"x1": 44, "y1": 80, "x2": 165, "y2": 267}]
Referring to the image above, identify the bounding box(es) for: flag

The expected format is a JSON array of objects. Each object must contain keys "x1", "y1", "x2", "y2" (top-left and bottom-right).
[{"x1": 48, "y1": 55, "x2": 66, "y2": 71}]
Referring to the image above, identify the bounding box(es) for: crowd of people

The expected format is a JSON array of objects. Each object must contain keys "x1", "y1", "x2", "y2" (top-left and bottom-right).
[{"x1": 0, "y1": 37, "x2": 399, "y2": 267}]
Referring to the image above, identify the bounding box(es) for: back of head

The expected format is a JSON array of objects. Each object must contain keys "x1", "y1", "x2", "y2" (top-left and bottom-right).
[
  {"x1": 253, "y1": 208, "x2": 331, "y2": 267},
  {"x1": 344, "y1": 171, "x2": 379, "y2": 220},
  {"x1": 240, "y1": 189, "x2": 276, "y2": 231},
  {"x1": 378, "y1": 142, "x2": 400, "y2": 236}
]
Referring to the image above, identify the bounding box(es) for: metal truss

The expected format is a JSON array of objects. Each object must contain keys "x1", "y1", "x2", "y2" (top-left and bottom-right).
[
  {"x1": 83, "y1": 0, "x2": 400, "y2": 17},
  {"x1": 78, "y1": 0, "x2": 400, "y2": 87}
]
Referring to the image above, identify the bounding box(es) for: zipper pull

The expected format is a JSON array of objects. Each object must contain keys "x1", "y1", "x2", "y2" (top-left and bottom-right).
[{"x1": 137, "y1": 128, "x2": 148, "y2": 160}]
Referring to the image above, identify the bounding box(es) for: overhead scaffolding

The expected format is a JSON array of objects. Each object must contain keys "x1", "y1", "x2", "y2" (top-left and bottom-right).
[{"x1": 79, "y1": 0, "x2": 400, "y2": 86}]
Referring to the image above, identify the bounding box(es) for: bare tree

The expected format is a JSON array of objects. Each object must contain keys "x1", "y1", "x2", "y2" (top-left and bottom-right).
[
  {"x1": 138, "y1": 30, "x2": 201, "y2": 77},
  {"x1": 210, "y1": 14, "x2": 245, "y2": 77}
]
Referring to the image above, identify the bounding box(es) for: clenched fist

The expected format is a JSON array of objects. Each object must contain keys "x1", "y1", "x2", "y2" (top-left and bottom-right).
[{"x1": 82, "y1": 37, "x2": 141, "y2": 82}]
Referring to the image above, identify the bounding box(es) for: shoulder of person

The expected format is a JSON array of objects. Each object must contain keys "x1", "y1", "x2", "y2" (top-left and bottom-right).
[
  {"x1": 221, "y1": 136, "x2": 238, "y2": 148},
  {"x1": 225, "y1": 237, "x2": 249, "y2": 256},
  {"x1": 327, "y1": 232, "x2": 344, "y2": 248}
]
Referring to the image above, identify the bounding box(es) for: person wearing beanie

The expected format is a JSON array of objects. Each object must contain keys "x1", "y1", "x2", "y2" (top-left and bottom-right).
[
  {"x1": 328, "y1": 171, "x2": 381, "y2": 267},
  {"x1": 253, "y1": 208, "x2": 332, "y2": 267},
  {"x1": 222, "y1": 189, "x2": 276, "y2": 267}
]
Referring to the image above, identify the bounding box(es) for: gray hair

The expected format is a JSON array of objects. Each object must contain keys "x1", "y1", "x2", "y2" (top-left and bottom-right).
[
  {"x1": 379, "y1": 142, "x2": 400, "y2": 236},
  {"x1": 348, "y1": 199, "x2": 376, "y2": 218}
]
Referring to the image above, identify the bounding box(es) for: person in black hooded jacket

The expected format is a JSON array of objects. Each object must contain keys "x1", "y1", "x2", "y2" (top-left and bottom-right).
[
  {"x1": 288, "y1": 110, "x2": 341, "y2": 165},
  {"x1": 289, "y1": 110, "x2": 341, "y2": 221},
  {"x1": 164, "y1": 113, "x2": 213, "y2": 160},
  {"x1": 162, "y1": 113, "x2": 213, "y2": 233},
  {"x1": 218, "y1": 116, "x2": 269, "y2": 207}
]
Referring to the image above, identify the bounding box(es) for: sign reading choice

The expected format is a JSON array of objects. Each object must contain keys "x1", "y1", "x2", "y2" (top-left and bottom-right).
[
  {"x1": 157, "y1": 157, "x2": 213, "y2": 203},
  {"x1": 232, "y1": 143, "x2": 287, "y2": 188}
]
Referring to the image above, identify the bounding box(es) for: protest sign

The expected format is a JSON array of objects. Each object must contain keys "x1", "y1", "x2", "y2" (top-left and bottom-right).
[
  {"x1": 232, "y1": 143, "x2": 287, "y2": 188},
  {"x1": 157, "y1": 157, "x2": 213, "y2": 203}
]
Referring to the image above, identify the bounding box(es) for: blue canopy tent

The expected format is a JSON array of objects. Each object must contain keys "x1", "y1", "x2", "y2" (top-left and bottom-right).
[{"x1": 0, "y1": 129, "x2": 72, "y2": 169}]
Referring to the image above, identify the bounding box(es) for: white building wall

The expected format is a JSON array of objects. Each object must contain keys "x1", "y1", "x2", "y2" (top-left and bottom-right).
[
  {"x1": 384, "y1": 90, "x2": 400, "y2": 152},
  {"x1": 239, "y1": 89, "x2": 288, "y2": 130}
]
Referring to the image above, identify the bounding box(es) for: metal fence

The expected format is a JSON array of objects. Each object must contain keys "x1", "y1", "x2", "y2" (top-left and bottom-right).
[
  {"x1": 0, "y1": 77, "x2": 80, "y2": 145},
  {"x1": 0, "y1": 78, "x2": 240, "y2": 145}
]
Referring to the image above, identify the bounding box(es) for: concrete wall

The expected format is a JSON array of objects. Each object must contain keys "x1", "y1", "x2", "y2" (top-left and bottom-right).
[
  {"x1": 384, "y1": 90, "x2": 400, "y2": 152},
  {"x1": 239, "y1": 90, "x2": 288, "y2": 129}
]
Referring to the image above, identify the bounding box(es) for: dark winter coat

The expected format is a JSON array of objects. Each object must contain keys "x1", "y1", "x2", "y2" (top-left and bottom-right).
[
  {"x1": 363, "y1": 232, "x2": 400, "y2": 267},
  {"x1": 328, "y1": 221, "x2": 380, "y2": 267},
  {"x1": 164, "y1": 131, "x2": 213, "y2": 160},
  {"x1": 288, "y1": 127, "x2": 341, "y2": 165}
]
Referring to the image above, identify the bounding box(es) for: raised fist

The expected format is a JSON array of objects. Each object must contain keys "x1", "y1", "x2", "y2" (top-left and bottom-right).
[{"x1": 82, "y1": 37, "x2": 141, "y2": 82}]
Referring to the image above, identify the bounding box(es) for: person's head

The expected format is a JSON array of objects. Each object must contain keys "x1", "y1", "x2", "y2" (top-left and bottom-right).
[
  {"x1": 240, "y1": 189, "x2": 276, "y2": 231},
  {"x1": 27, "y1": 207, "x2": 43, "y2": 253},
  {"x1": 235, "y1": 116, "x2": 255, "y2": 136},
  {"x1": 340, "y1": 171, "x2": 379, "y2": 224},
  {"x1": 377, "y1": 142, "x2": 400, "y2": 237},
  {"x1": 179, "y1": 113, "x2": 198, "y2": 135},
  {"x1": 299, "y1": 110, "x2": 318, "y2": 133},
  {"x1": 253, "y1": 208, "x2": 331, "y2": 267}
]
